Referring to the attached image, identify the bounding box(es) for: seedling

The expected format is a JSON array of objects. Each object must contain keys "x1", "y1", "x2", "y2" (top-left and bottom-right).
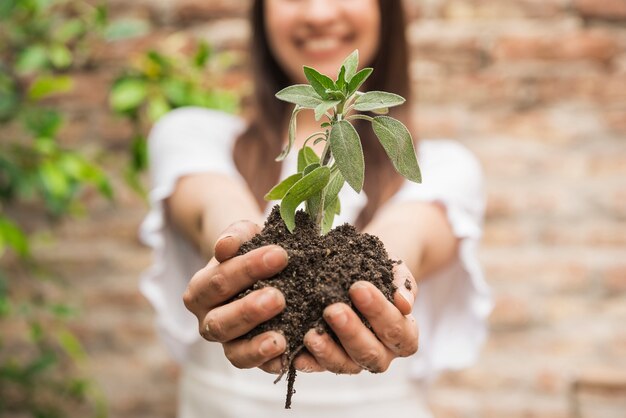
[{"x1": 267, "y1": 50, "x2": 421, "y2": 233}]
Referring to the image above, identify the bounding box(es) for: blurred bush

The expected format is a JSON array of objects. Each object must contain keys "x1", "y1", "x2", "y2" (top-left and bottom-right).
[
  {"x1": 109, "y1": 39, "x2": 240, "y2": 195},
  {"x1": 0, "y1": 1, "x2": 110, "y2": 416}
]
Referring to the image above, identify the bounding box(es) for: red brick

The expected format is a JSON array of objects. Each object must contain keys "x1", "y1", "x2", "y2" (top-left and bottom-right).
[
  {"x1": 574, "y1": 0, "x2": 626, "y2": 21},
  {"x1": 602, "y1": 264, "x2": 626, "y2": 293},
  {"x1": 170, "y1": 0, "x2": 250, "y2": 24},
  {"x1": 494, "y1": 31, "x2": 619, "y2": 63},
  {"x1": 489, "y1": 294, "x2": 535, "y2": 330}
]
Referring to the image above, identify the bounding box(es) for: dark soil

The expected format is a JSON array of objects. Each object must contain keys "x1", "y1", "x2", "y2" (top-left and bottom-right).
[{"x1": 234, "y1": 205, "x2": 397, "y2": 408}]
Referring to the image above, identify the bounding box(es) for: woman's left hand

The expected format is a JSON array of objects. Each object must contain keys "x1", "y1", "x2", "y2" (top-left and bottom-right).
[{"x1": 260, "y1": 262, "x2": 419, "y2": 374}]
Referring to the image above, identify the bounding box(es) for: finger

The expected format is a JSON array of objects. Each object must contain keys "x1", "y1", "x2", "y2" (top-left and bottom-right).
[
  {"x1": 304, "y1": 328, "x2": 362, "y2": 375},
  {"x1": 258, "y1": 356, "x2": 284, "y2": 374},
  {"x1": 392, "y1": 262, "x2": 418, "y2": 315},
  {"x1": 350, "y1": 281, "x2": 419, "y2": 357},
  {"x1": 293, "y1": 351, "x2": 326, "y2": 373},
  {"x1": 202, "y1": 287, "x2": 285, "y2": 343},
  {"x1": 214, "y1": 220, "x2": 262, "y2": 263},
  {"x1": 323, "y1": 303, "x2": 393, "y2": 373},
  {"x1": 223, "y1": 331, "x2": 286, "y2": 369},
  {"x1": 183, "y1": 245, "x2": 288, "y2": 313},
  {"x1": 324, "y1": 303, "x2": 394, "y2": 373}
]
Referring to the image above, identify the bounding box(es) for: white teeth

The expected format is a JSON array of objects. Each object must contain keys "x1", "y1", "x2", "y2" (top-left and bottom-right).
[{"x1": 303, "y1": 38, "x2": 341, "y2": 52}]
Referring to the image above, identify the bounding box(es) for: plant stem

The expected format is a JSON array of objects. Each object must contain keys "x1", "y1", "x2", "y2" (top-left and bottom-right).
[{"x1": 315, "y1": 137, "x2": 332, "y2": 232}]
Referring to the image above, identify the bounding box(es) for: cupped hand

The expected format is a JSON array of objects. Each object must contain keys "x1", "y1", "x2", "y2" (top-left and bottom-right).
[
  {"x1": 292, "y1": 262, "x2": 419, "y2": 374},
  {"x1": 183, "y1": 220, "x2": 289, "y2": 371}
]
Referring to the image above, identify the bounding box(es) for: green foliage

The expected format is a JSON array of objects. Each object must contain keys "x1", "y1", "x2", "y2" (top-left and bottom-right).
[
  {"x1": 271, "y1": 50, "x2": 421, "y2": 233},
  {"x1": 109, "y1": 41, "x2": 240, "y2": 194},
  {"x1": 0, "y1": 1, "x2": 111, "y2": 417}
]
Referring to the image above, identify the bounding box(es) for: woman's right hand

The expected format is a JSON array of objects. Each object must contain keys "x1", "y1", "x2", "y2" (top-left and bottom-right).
[{"x1": 183, "y1": 221, "x2": 289, "y2": 372}]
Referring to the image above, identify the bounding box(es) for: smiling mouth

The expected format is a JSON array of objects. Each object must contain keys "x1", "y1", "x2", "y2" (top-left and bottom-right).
[{"x1": 297, "y1": 35, "x2": 354, "y2": 54}]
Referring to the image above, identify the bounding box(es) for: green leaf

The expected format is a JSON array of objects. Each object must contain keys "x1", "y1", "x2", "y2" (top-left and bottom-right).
[
  {"x1": 28, "y1": 75, "x2": 73, "y2": 101},
  {"x1": 329, "y1": 120, "x2": 364, "y2": 193},
  {"x1": 341, "y1": 50, "x2": 359, "y2": 82},
  {"x1": 54, "y1": 19, "x2": 85, "y2": 43},
  {"x1": 104, "y1": 18, "x2": 151, "y2": 41},
  {"x1": 354, "y1": 91, "x2": 405, "y2": 112},
  {"x1": 297, "y1": 146, "x2": 320, "y2": 172},
  {"x1": 110, "y1": 78, "x2": 148, "y2": 112},
  {"x1": 0, "y1": 217, "x2": 29, "y2": 257},
  {"x1": 336, "y1": 65, "x2": 346, "y2": 90},
  {"x1": 303, "y1": 162, "x2": 321, "y2": 176},
  {"x1": 39, "y1": 160, "x2": 70, "y2": 199},
  {"x1": 48, "y1": 44, "x2": 73, "y2": 69},
  {"x1": 314, "y1": 100, "x2": 339, "y2": 121},
  {"x1": 275, "y1": 84, "x2": 323, "y2": 109},
  {"x1": 147, "y1": 95, "x2": 170, "y2": 122},
  {"x1": 265, "y1": 173, "x2": 302, "y2": 201},
  {"x1": 58, "y1": 330, "x2": 86, "y2": 362},
  {"x1": 347, "y1": 67, "x2": 373, "y2": 95},
  {"x1": 323, "y1": 169, "x2": 345, "y2": 211},
  {"x1": 372, "y1": 116, "x2": 421, "y2": 183},
  {"x1": 303, "y1": 66, "x2": 336, "y2": 99},
  {"x1": 16, "y1": 45, "x2": 49, "y2": 73},
  {"x1": 276, "y1": 105, "x2": 303, "y2": 161},
  {"x1": 194, "y1": 41, "x2": 212, "y2": 68},
  {"x1": 280, "y1": 166, "x2": 331, "y2": 232}
]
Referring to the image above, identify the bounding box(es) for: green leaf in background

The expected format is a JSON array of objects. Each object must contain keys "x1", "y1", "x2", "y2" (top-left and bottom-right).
[
  {"x1": 28, "y1": 75, "x2": 73, "y2": 101},
  {"x1": 297, "y1": 146, "x2": 320, "y2": 172},
  {"x1": 22, "y1": 108, "x2": 62, "y2": 137},
  {"x1": 57, "y1": 330, "x2": 87, "y2": 362},
  {"x1": 329, "y1": 120, "x2": 364, "y2": 193},
  {"x1": 0, "y1": 216, "x2": 30, "y2": 257},
  {"x1": 38, "y1": 160, "x2": 70, "y2": 199},
  {"x1": 354, "y1": 91, "x2": 405, "y2": 112},
  {"x1": 54, "y1": 19, "x2": 85, "y2": 43},
  {"x1": 110, "y1": 78, "x2": 148, "y2": 112},
  {"x1": 372, "y1": 116, "x2": 421, "y2": 183},
  {"x1": 341, "y1": 50, "x2": 359, "y2": 83},
  {"x1": 276, "y1": 105, "x2": 303, "y2": 161},
  {"x1": 15, "y1": 45, "x2": 49, "y2": 74},
  {"x1": 147, "y1": 95, "x2": 170, "y2": 122},
  {"x1": 48, "y1": 44, "x2": 73, "y2": 69},
  {"x1": 347, "y1": 67, "x2": 373, "y2": 95},
  {"x1": 303, "y1": 66, "x2": 336, "y2": 99},
  {"x1": 265, "y1": 173, "x2": 303, "y2": 201},
  {"x1": 275, "y1": 84, "x2": 323, "y2": 109},
  {"x1": 280, "y1": 166, "x2": 330, "y2": 232},
  {"x1": 314, "y1": 100, "x2": 339, "y2": 121},
  {"x1": 104, "y1": 17, "x2": 151, "y2": 41},
  {"x1": 194, "y1": 41, "x2": 212, "y2": 68}
]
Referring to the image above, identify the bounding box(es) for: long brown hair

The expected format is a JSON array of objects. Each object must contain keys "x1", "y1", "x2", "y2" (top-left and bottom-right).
[{"x1": 233, "y1": 0, "x2": 414, "y2": 229}]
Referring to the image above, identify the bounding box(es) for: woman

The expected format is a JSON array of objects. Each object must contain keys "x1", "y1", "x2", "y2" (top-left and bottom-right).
[{"x1": 139, "y1": 0, "x2": 492, "y2": 416}]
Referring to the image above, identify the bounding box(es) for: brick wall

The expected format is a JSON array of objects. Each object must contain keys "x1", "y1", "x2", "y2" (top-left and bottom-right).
[{"x1": 29, "y1": 0, "x2": 626, "y2": 416}]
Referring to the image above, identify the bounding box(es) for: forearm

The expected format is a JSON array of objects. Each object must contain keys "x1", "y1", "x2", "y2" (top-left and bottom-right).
[
  {"x1": 363, "y1": 201, "x2": 458, "y2": 281},
  {"x1": 166, "y1": 172, "x2": 263, "y2": 259}
]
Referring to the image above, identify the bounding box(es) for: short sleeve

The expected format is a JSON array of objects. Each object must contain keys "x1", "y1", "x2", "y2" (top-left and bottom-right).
[
  {"x1": 138, "y1": 107, "x2": 245, "y2": 361},
  {"x1": 390, "y1": 140, "x2": 493, "y2": 379}
]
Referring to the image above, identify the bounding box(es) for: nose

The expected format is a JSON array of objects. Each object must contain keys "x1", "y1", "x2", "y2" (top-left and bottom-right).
[{"x1": 302, "y1": 0, "x2": 340, "y2": 26}]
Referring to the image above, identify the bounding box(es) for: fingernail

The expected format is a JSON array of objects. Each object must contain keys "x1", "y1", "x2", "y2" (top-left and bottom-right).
[
  {"x1": 257, "y1": 288, "x2": 281, "y2": 311},
  {"x1": 399, "y1": 286, "x2": 413, "y2": 308},
  {"x1": 259, "y1": 338, "x2": 279, "y2": 356},
  {"x1": 351, "y1": 282, "x2": 372, "y2": 306},
  {"x1": 262, "y1": 247, "x2": 288, "y2": 269},
  {"x1": 216, "y1": 233, "x2": 233, "y2": 243},
  {"x1": 307, "y1": 333, "x2": 323, "y2": 353},
  {"x1": 325, "y1": 305, "x2": 347, "y2": 328}
]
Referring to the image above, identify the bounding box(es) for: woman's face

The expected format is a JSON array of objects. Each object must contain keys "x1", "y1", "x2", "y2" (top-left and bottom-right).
[{"x1": 264, "y1": 0, "x2": 381, "y2": 84}]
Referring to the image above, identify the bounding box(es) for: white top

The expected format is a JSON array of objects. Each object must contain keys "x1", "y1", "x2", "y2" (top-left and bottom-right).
[{"x1": 138, "y1": 107, "x2": 493, "y2": 417}]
